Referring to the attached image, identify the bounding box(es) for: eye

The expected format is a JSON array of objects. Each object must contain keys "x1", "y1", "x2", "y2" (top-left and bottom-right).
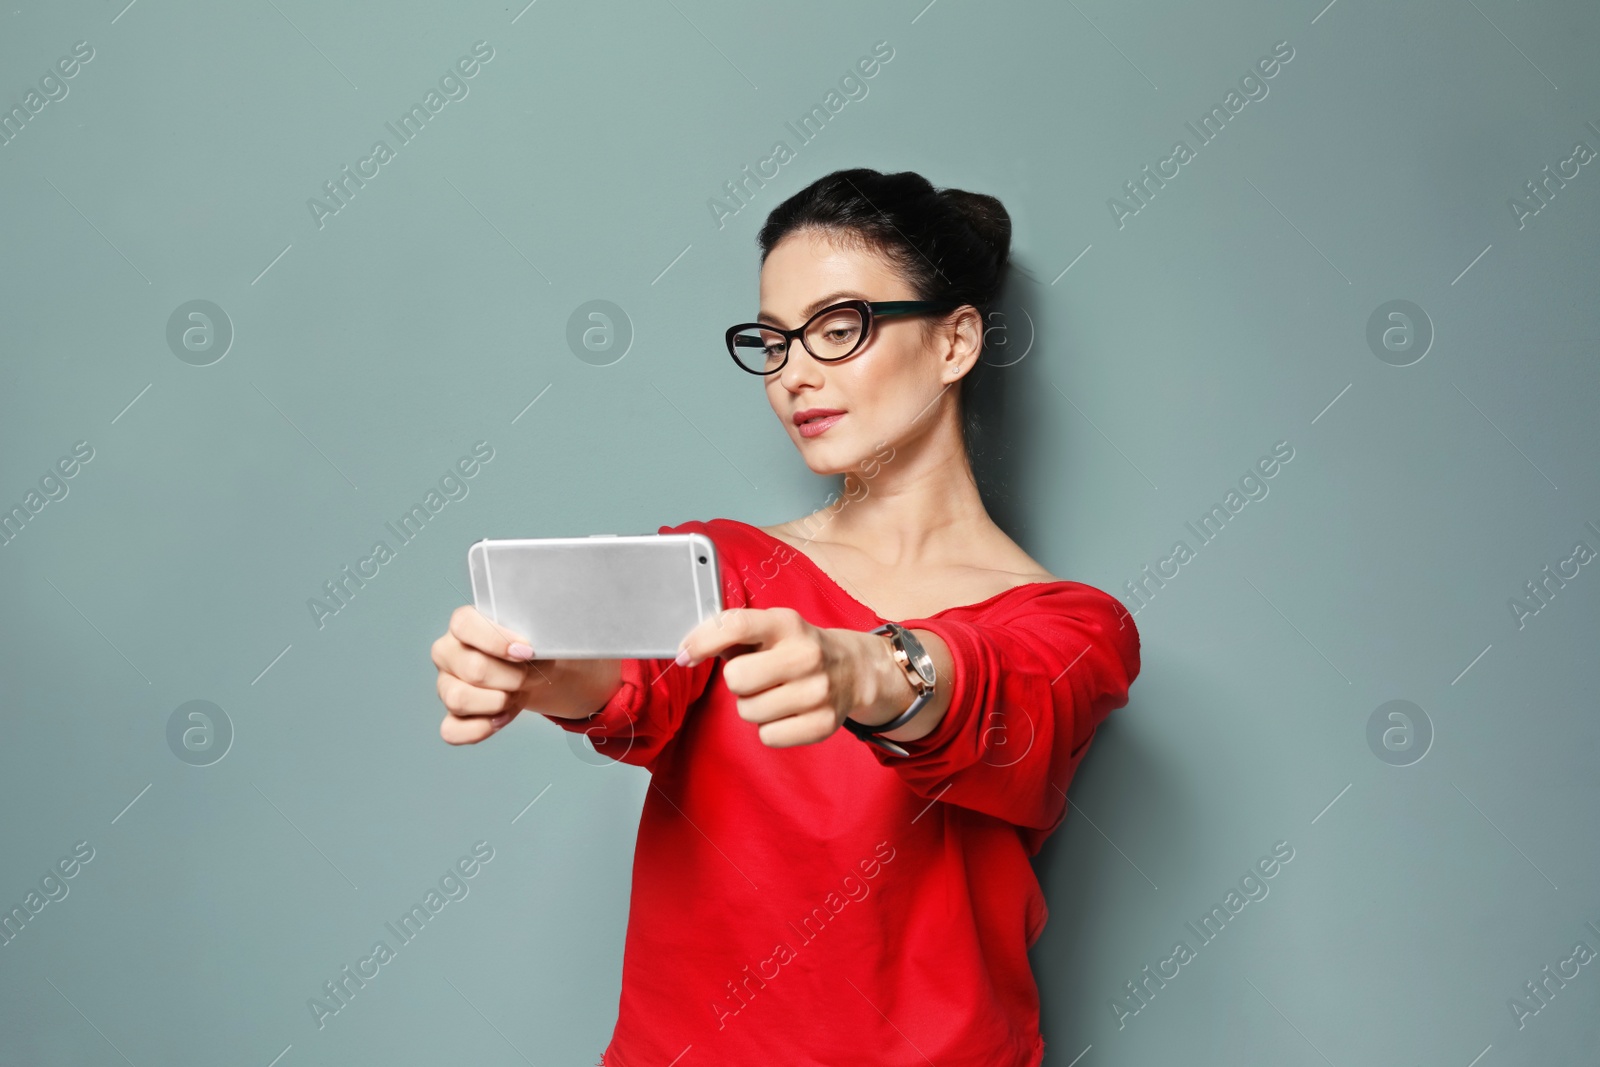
[{"x1": 810, "y1": 309, "x2": 864, "y2": 351}]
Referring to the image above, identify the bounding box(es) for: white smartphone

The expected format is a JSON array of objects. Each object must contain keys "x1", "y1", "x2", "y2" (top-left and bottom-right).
[{"x1": 466, "y1": 533, "x2": 723, "y2": 659}]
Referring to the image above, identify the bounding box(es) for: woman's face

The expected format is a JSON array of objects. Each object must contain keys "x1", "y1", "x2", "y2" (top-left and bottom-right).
[{"x1": 758, "y1": 228, "x2": 963, "y2": 476}]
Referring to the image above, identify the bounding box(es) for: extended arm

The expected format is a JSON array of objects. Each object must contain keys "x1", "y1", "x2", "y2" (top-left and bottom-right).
[{"x1": 855, "y1": 585, "x2": 1141, "y2": 832}]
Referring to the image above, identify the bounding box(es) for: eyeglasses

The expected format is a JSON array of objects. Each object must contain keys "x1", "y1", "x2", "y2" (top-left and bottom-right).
[{"x1": 725, "y1": 299, "x2": 962, "y2": 376}]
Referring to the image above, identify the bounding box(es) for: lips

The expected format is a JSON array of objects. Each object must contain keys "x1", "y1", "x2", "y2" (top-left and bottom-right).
[{"x1": 793, "y1": 408, "x2": 845, "y2": 438}]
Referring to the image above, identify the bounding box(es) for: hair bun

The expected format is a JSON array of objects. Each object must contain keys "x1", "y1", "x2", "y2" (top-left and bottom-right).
[
  {"x1": 757, "y1": 167, "x2": 1011, "y2": 319},
  {"x1": 940, "y1": 188, "x2": 1011, "y2": 264}
]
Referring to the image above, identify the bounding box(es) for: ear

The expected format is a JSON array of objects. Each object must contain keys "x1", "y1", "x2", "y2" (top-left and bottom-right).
[{"x1": 938, "y1": 305, "x2": 985, "y2": 386}]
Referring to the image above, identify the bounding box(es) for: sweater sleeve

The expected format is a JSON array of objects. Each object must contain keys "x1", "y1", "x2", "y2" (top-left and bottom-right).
[
  {"x1": 876, "y1": 582, "x2": 1140, "y2": 839},
  {"x1": 537, "y1": 653, "x2": 717, "y2": 771}
]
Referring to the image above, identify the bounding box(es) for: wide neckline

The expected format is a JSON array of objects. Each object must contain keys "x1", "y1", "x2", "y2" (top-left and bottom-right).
[{"x1": 716, "y1": 517, "x2": 1077, "y2": 623}]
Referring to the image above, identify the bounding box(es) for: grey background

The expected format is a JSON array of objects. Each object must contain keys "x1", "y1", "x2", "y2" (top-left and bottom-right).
[{"x1": 2, "y1": 0, "x2": 1597, "y2": 1064}]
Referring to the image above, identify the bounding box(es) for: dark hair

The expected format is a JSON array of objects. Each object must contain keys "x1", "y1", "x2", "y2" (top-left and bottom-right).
[{"x1": 756, "y1": 168, "x2": 1012, "y2": 457}]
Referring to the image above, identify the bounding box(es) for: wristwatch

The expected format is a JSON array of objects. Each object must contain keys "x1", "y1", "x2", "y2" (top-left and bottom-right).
[{"x1": 841, "y1": 622, "x2": 937, "y2": 757}]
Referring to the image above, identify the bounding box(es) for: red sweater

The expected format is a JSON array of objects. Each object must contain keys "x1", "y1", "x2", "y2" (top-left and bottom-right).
[{"x1": 539, "y1": 518, "x2": 1141, "y2": 1067}]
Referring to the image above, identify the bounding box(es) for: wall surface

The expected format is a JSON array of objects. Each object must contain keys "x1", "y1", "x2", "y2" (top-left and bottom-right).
[{"x1": 2, "y1": 1, "x2": 1597, "y2": 1064}]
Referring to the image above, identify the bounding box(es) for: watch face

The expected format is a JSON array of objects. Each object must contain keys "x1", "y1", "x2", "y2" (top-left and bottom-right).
[{"x1": 897, "y1": 630, "x2": 936, "y2": 687}]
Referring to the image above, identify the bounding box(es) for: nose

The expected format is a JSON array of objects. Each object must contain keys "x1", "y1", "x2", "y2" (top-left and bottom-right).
[{"x1": 776, "y1": 342, "x2": 826, "y2": 393}]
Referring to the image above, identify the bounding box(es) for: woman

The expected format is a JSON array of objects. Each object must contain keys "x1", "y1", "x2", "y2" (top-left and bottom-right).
[{"x1": 430, "y1": 168, "x2": 1141, "y2": 1066}]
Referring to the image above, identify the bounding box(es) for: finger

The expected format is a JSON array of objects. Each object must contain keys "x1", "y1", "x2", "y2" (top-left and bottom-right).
[
  {"x1": 436, "y1": 672, "x2": 516, "y2": 717},
  {"x1": 732, "y1": 672, "x2": 832, "y2": 725},
  {"x1": 721, "y1": 638, "x2": 825, "y2": 699},
  {"x1": 449, "y1": 604, "x2": 535, "y2": 661},
  {"x1": 443, "y1": 645, "x2": 528, "y2": 693},
  {"x1": 679, "y1": 607, "x2": 796, "y2": 666},
  {"x1": 676, "y1": 608, "x2": 753, "y2": 665},
  {"x1": 440, "y1": 709, "x2": 517, "y2": 745},
  {"x1": 755, "y1": 707, "x2": 839, "y2": 748}
]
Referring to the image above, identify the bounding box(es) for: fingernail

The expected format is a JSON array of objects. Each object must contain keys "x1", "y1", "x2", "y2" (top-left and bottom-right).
[
  {"x1": 490, "y1": 711, "x2": 513, "y2": 728},
  {"x1": 675, "y1": 647, "x2": 692, "y2": 666},
  {"x1": 507, "y1": 643, "x2": 534, "y2": 661}
]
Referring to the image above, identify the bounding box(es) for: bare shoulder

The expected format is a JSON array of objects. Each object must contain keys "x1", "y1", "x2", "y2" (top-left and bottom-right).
[
  {"x1": 984, "y1": 536, "x2": 1061, "y2": 589},
  {"x1": 757, "y1": 522, "x2": 799, "y2": 543},
  {"x1": 930, "y1": 517, "x2": 1055, "y2": 582}
]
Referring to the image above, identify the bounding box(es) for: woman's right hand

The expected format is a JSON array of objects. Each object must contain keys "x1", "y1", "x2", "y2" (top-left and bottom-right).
[{"x1": 430, "y1": 605, "x2": 621, "y2": 745}]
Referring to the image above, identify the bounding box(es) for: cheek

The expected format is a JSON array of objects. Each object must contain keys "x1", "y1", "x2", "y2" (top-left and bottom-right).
[{"x1": 851, "y1": 339, "x2": 921, "y2": 407}]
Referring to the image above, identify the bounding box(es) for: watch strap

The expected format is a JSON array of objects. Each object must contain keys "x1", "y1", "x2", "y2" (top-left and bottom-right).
[{"x1": 841, "y1": 716, "x2": 913, "y2": 757}]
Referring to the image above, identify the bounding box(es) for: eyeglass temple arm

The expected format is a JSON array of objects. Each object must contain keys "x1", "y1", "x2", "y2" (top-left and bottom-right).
[{"x1": 869, "y1": 300, "x2": 961, "y2": 318}]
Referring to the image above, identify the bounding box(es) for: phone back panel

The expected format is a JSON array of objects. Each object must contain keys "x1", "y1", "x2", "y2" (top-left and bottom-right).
[{"x1": 467, "y1": 533, "x2": 722, "y2": 658}]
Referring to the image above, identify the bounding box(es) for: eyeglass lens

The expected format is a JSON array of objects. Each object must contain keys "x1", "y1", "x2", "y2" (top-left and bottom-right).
[{"x1": 731, "y1": 305, "x2": 866, "y2": 373}]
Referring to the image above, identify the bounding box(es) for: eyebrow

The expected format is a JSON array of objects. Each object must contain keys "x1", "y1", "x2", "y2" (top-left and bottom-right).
[{"x1": 756, "y1": 290, "x2": 868, "y2": 328}]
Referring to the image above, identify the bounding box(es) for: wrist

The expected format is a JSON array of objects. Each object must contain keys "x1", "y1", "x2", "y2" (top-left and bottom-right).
[
  {"x1": 848, "y1": 632, "x2": 918, "y2": 729},
  {"x1": 524, "y1": 658, "x2": 622, "y2": 719},
  {"x1": 844, "y1": 639, "x2": 921, "y2": 729}
]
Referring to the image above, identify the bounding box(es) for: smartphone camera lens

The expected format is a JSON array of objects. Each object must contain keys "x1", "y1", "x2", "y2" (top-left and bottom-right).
[{"x1": 697, "y1": 554, "x2": 708, "y2": 564}]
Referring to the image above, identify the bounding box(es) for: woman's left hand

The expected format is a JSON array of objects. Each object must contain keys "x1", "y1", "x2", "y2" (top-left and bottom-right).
[{"x1": 676, "y1": 607, "x2": 898, "y2": 747}]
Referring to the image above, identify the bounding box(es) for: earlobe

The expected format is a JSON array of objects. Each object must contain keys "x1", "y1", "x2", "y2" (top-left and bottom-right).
[{"x1": 947, "y1": 332, "x2": 983, "y2": 384}]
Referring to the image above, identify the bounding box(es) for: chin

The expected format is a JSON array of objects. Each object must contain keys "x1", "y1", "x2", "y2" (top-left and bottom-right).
[
  {"x1": 795, "y1": 449, "x2": 844, "y2": 476},
  {"x1": 793, "y1": 436, "x2": 865, "y2": 477}
]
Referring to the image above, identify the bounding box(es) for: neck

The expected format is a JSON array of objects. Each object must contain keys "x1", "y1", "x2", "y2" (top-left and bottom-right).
[{"x1": 792, "y1": 405, "x2": 991, "y2": 569}]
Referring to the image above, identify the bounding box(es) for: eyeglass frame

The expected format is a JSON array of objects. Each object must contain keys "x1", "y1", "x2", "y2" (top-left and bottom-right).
[{"x1": 725, "y1": 298, "x2": 964, "y2": 376}]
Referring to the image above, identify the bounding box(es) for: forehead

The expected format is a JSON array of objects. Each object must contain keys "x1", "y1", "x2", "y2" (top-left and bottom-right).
[{"x1": 757, "y1": 229, "x2": 912, "y2": 324}]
